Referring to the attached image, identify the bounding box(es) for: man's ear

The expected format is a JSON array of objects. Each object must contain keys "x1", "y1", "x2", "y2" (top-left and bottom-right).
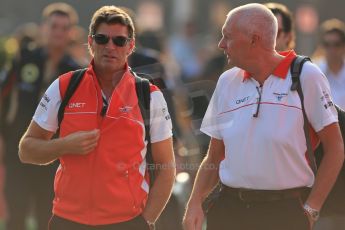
[
  {"x1": 87, "y1": 35, "x2": 94, "y2": 55},
  {"x1": 128, "y1": 38, "x2": 136, "y2": 55},
  {"x1": 251, "y1": 34, "x2": 260, "y2": 46}
]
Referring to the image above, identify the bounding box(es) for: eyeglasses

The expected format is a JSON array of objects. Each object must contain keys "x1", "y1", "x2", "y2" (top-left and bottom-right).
[
  {"x1": 322, "y1": 41, "x2": 345, "y2": 48},
  {"x1": 253, "y1": 86, "x2": 262, "y2": 118},
  {"x1": 92, "y1": 34, "x2": 131, "y2": 47}
]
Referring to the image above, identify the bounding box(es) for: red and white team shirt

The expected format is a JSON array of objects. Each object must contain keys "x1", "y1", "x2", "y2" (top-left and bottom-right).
[
  {"x1": 34, "y1": 71, "x2": 172, "y2": 145},
  {"x1": 201, "y1": 50, "x2": 338, "y2": 190},
  {"x1": 32, "y1": 62, "x2": 172, "y2": 225}
]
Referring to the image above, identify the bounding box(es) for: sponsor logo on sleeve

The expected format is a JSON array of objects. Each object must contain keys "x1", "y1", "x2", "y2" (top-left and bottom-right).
[
  {"x1": 162, "y1": 108, "x2": 171, "y2": 120},
  {"x1": 320, "y1": 91, "x2": 334, "y2": 109},
  {"x1": 39, "y1": 101, "x2": 48, "y2": 111},
  {"x1": 43, "y1": 94, "x2": 50, "y2": 103},
  {"x1": 38, "y1": 93, "x2": 50, "y2": 111}
]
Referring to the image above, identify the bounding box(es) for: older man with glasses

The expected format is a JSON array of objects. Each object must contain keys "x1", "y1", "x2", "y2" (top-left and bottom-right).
[{"x1": 183, "y1": 4, "x2": 344, "y2": 230}]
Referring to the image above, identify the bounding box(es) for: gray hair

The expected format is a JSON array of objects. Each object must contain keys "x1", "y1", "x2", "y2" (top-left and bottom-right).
[{"x1": 227, "y1": 3, "x2": 277, "y2": 50}]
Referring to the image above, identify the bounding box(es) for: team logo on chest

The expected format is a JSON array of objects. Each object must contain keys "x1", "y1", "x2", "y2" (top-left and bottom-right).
[
  {"x1": 273, "y1": 92, "x2": 288, "y2": 101},
  {"x1": 68, "y1": 102, "x2": 86, "y2": 109},
  {"x1": 119, "y1": 106, "x2": 133, "y2": 113},
  {"x1": 236, "y1": 96, "x2": 250, "y2": 104}
]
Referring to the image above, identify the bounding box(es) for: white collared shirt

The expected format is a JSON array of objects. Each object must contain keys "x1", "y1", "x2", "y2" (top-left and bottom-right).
[{"x1": 201, "y1": 60, "x2": 337, "y2": 190}]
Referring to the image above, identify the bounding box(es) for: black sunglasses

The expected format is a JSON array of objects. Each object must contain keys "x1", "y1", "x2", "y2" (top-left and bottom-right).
[{"x1": 92, "y1": 34, "x2": 131, "y2": 47}]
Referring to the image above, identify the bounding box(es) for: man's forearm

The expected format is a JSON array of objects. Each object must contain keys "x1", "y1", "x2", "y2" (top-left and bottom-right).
[
  {"x1": 306, "y1": 123, "x2": 344, "y2": 211},
  {"x1": 187, "y1": 138, "x2": 224, "y2": 205},
  {"x1": 142, "y1": 166, "x2": 176, "y2": 222},
  {"x1": 306, "y1": 146, "x2": 344, "y2": 210},
  {"x1": 187, "y1": 156, "x2": 220, "y2": 205},
  {"x1": 19, "y1": 136, "x2": 63, "y2": 165}
]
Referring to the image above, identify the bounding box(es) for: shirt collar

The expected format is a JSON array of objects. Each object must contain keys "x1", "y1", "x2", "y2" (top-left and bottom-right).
[
  {"x1": 243, "y1": 50, "x2": 297, "y2": 81},
  {"x1": 88, "y1": 59, "x2": 130, "y2": 76}
]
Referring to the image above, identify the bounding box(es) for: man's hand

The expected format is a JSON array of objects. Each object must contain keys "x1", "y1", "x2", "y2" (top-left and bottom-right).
[
  {"x1": 183, "y1": 138, "x2": 224, "y2": 230},
  {"x1": 183, "y1": 201, "x2": 205, "y2": 230},
  {"x1": 19, "y1": 121, "x2": 100, "y2": 165},
  {"x1": 303, "y1": 203, "x2": 319, "y2": 230},
  {"x1": 62, "y1": 129, "x2": 100, "y2": 155},
  {"x1": 305, "y1": 213, "x2": 315, "y2": 230}
]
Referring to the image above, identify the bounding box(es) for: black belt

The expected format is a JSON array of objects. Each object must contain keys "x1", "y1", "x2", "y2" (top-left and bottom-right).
[{"x1": 221, "y1": 185, "x2": 310, "y2": 203}]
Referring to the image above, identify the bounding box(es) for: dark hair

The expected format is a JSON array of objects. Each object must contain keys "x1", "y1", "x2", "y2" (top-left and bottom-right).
[
  {"x1": 264, "y1": 2, "x2": 295, "y2": 49},
  {"x1": 320, "y1": 18, "x2": 345, "y2": 43},
  {"x1": 266, "y1": 3, "x2": 292, "y2": 33},
  {"x1": 42, "y1": 2, "x2": 78, "y2": 25},
  {"x1": 89, "y1": 6, "x2": 135, "y2": 39}
]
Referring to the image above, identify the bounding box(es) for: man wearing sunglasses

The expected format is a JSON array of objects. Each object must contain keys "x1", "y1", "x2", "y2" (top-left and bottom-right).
[{"x1": 18, "y1": 5, "x2": 175, "y2": 230}]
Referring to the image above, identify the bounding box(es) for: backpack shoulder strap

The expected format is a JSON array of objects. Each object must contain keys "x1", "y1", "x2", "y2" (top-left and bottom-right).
[
  {"x1": 133, "y1": 72, "x2": 151, "y2": 126},
  {"x1": 57, "y1": 68, "x2": 87, "y2": 128},
  {"x1": 132, "y1": 71, "x2": 155, "y2": 187},
  {"x1": 290, "y1": 55, "x2": 317, "y2": 175},
  {"x1": 290, "y1": 55, "x2": 311, "y2": 91}
]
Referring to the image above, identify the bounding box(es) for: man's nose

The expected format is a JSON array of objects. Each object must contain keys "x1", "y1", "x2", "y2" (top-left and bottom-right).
[{"x1": 105, "y1": 39, "x2": 117, "y2": 49}]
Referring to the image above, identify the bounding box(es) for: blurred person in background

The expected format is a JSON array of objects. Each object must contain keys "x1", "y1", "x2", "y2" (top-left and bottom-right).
[
  {"x1": 200, "y1": 1, "x2": 232, "y2": 83},
  {"x1": 0, "y1": 3, "x2": 80, "y2": 229},
  {"x1": 0, "y1": 23, "x2": 39, "y2": 225},
  {"x1": 169, "y1": 21, "x2": 203, "y2": 82},
  {"x1": 0, "y1": 34, "x2": 15, "y2": 225},
  {"x1": 264, "y1": 2, "x2": 295, "y2": 52},
  {"x1": 18, "y1": 5, "x2": 175, "y2": 230},
  {"x1": 314, "y1": 19, "x2": 345, "y2": 110},
  {"x1": 68, "y1": 25, "x2": 91, "y2": 67},
  {"x1": 313, "y1": 18, "x2": 345, "y2": 230}
]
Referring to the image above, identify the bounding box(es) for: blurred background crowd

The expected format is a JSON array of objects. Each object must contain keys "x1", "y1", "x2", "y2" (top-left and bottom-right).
[{"x1": 0, "y1": 0, "x2": 344, "y2": 229}]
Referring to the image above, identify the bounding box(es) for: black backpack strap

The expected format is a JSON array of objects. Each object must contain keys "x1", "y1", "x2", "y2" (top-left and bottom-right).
[
  {"x1": 57, "y1": 68, "x2": 87, "y2": 129},
  {"x1": 290, "y1": 56, "x2": 311, "y2": 91},
  {"x1": 133, "y1": 71, "x2": 154, "y2": 187},
  {"x1": 290, "y1": 55, "x2": 317, "y2": 175}
]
